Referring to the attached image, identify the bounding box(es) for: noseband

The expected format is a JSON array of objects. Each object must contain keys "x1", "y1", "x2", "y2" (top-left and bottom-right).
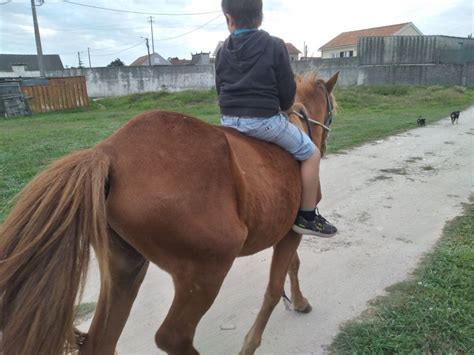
[{"x1": 290, "y1": 83, "x2": 334, "y2": 140}]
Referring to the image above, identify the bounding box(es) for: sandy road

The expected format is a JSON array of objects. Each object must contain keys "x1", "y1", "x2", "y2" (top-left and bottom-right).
[{"x1": 80, "y1": 107, "x2": 473, "y2": 354}]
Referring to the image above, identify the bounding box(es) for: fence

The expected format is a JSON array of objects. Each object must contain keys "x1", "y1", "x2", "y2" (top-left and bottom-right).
[
  {"x1": 0, "y1": 81, "x2": 30, "y2": 118},
  {"x1": 21, "y1": 76, "x2": 88, "y2": 113}
]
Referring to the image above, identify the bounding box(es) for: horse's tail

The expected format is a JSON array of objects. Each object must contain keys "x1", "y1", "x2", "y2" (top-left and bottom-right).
[{"x1": 0, "y1": 148, "x2": 111, "y2": 355}]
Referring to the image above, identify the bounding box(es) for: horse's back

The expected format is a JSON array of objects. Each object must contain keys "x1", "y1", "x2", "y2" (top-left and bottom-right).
[{"x1": 97, "y1": 110, "x2": 300, "y2": 265}]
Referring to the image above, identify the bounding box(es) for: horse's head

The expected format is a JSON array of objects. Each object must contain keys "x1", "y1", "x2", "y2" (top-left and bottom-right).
[{"x1": 289, "y1": 72, "x2": 339, "y2": 157}]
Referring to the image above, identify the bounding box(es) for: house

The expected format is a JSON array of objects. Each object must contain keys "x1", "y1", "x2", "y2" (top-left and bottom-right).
[
  {"x1": 168, "y1": 57, "x2": 192, "y2": 65},
  {"x1": 168, "y1": 53, "x2": 211, "y2": 66},
  {"x1": 285, "y1": 43, "x2": 301, "y2": 61},
  {"x1": 191, "y1": 52, "x2": 210, "y2": 65},
  {"x1": 319, "y1": 22, "x2": 423, "y2": 58},
  {"x1": 130, "y1": 52, "x2": 171, "y2": 66},
  {"x1": 212, "y1": 41, "x2": 301, "y2": 61},
  {"x1": 0, "y1": 54, "x2": 64, "y2": 77}
]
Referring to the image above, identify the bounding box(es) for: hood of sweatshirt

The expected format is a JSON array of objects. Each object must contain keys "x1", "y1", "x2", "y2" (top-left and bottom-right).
[{"x1": 222, "y1": 30, "x2": 272, "y2": 72}]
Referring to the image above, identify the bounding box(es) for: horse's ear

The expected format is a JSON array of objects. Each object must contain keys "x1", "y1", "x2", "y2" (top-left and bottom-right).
[{"x1": 325, "y1": 71, "x2": 339, "y2": 93}]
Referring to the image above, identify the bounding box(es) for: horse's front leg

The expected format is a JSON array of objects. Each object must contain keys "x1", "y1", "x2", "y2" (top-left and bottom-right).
[
  {"x1": 287, "y1": 251, "x2": 312, "y2": 313},
  {"x1": 240, "y1": 231, "x2": 302, "y2": 355}
]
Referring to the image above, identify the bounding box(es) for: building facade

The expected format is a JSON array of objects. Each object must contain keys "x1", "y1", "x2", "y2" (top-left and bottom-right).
[{"x1": 319, "y1": 22, "x2": 423, "y2": 59}]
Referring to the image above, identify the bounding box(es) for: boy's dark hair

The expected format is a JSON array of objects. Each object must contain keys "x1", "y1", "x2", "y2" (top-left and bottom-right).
[{"x1": 221, "y1": 0, "x2": 263, "y2": 29}]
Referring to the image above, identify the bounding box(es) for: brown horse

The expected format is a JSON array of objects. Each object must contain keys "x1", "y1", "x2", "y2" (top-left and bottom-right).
[{"x1": 0, "y1": 72, "x2": 338, "y2": 355}]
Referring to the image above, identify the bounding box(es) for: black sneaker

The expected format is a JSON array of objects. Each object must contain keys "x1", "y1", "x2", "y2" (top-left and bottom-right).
[{"x1": 292, "y1": 210, "x2": 337, "y2": 237}]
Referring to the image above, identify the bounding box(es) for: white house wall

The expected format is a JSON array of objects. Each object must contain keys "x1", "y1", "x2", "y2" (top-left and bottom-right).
[
  {"x1": 396, "y1": 25, "x2": 423, "y2": 36},
  {"x1": 322, "y1": 46, "x2": 357, "y2": 59}
]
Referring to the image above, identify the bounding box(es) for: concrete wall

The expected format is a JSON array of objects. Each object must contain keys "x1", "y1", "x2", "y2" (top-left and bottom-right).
[
  {"x1": 45, "y1": 58, "x2": 359, "y2": 97},
  {"x1": 464, "y1": 63, "x2": 474, "y2": 87},
  {"x1": 359, "y1": 36, "x2": 474, "y2": 65},
  {"x1": 47, "y1": 65, "x2": 215, "y2": 97},
  {"x1": 359, "y1": 36, "x2": 439, "y2": 65},
  {"x1": 357, "y1": 64, "x2": 467, "y2": 86},
  {"x1": 0, "y1": 65, "x2": 41, "y2": 78}
]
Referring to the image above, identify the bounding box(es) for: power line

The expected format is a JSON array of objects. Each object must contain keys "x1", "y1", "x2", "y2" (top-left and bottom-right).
[
  {"x1": 90, "y1": 41, "x2": 143, "y2": 57},
  {"x1": 87, "y1": 40, "x2": 147, "y2": 52},
  {"x1": 0, "y1": 0, "x2": 12, "y2": 5},
  {"x1": 43, "y1": 20, "x2": 226, "y2": 33},
  {"x1": 62, "y1": 0, "x2": 221, "y2": 16},
  {"x1": 154, "y1": 14, "x2": 221, "y2": 41},
  {"x1": 57, "y1": 15, "x2": 221, "y2": 55}
]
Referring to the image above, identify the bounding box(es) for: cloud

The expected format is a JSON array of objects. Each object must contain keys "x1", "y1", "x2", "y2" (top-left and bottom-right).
[{"x1": 0, "y1": 0, "x2": 471, "y2": 67}]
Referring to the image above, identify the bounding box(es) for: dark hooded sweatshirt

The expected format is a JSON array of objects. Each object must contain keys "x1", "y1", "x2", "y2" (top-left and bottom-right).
[{"x1": 215, "y1": 30, "x2": 296, "y2": 118}]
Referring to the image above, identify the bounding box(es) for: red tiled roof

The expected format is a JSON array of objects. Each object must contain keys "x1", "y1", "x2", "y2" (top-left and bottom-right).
[
  {"x1": 285, "y1": 43, "x2": 301, "y2": 54},
  {"x1": 319, "y1": 23, "x2": 411, "y2": 50},
  {"x1": 130, "y1": 54, "x2": 150, "y2": 66}
]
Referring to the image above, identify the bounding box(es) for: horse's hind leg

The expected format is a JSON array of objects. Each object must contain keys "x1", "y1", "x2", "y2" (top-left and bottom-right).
[
  {"x1": 79, "y1": 229, "x2": 149, "y2": 355},
  {"x1": 240, "y1": 231, "x2": 302, "y2": 355},
  {"x1": 287, "y1": 251, "x2": 312, "y2": 313},
  {"x1": 155, "y1": 258, "x2": 234, "y2": 355}
]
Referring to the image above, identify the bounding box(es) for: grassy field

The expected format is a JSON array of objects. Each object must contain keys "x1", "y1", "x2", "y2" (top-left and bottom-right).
[
  {"x1": 330, "y1": 197, "x2": 474, "y2": 354},
  {"x1": 1, "y1": 86, "x2": 473, "y2": 222}
]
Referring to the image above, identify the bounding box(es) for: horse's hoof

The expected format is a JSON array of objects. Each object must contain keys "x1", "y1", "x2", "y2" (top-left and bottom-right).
[
  {"x1": 295, "y1": 303, "x2": 312, "y2": 314},
  {"x1": 74, "y1": 329, "x2": 88, "y2": 346}
]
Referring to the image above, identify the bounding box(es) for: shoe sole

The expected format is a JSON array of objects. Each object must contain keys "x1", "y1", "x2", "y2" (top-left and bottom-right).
[{"x1": 291, "y1": 225, "x2": 337, "y2": 238}]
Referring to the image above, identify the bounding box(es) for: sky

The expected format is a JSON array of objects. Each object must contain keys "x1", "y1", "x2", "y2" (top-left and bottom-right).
[{"x1": 0, "y1": 0, "x2": 472, "y2": 68}]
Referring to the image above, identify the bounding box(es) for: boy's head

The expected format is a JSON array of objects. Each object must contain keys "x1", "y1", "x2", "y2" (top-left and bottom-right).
[{"x1": 221, "y1": 0, "x2": 263, "y2": 31}]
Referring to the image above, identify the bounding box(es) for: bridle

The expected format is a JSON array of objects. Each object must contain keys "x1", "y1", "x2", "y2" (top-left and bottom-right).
[{"x1": 290, "y1": 83, "x2": 334, "y2": 140}]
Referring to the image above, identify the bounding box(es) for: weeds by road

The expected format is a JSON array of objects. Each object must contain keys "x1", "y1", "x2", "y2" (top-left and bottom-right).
[{"x1": 330, "y1": 197, "x2": 474, "y2": 354}]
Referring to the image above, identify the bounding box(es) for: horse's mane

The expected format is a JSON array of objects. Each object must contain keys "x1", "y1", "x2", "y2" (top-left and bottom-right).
[{"x1": 295, "y1": 73, "x2": 338, "y2": 113}]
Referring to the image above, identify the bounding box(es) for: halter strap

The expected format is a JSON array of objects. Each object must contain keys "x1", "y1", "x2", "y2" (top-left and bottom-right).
[
  {"x1": 318, "y1": 83, "x2": 334, "y2": 127},
  {"x1": 290, "y1": 110, "x2": 332, "y2": 133}
]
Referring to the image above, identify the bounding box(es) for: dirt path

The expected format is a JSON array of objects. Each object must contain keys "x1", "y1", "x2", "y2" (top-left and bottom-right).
[{"x1": 79, "y1": 107, "x2": 474, "y2": 354}]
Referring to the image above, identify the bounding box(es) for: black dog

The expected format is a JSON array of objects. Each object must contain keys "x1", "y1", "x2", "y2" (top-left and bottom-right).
[
  {"x1": 417, "y1": 116, "x2": 426, "y2": 127},
  {"x1": 450, "y1": 111, "x2": 460, "y2": 124}
]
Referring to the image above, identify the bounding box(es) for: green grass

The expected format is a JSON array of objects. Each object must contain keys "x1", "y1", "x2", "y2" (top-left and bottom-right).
[
  {"x1": 1, "y1": 86, "x2": 473, "y2": 222},
  {"x1": 330, "y1": 197, "x2": 474, "y2": 354},
  {"x1": 75, "y1": 302, "x2": 97, "y2": 324}
]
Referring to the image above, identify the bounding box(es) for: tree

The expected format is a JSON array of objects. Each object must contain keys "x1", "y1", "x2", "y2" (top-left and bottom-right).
[{"x1": 108, "y1": 58, "x2": 125, "y2": 67}]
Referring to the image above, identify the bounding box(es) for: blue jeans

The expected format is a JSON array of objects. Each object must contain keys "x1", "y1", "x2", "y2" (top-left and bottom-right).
[{"x1": 221, "y1": 112, "x2": 316, "y2": 161}]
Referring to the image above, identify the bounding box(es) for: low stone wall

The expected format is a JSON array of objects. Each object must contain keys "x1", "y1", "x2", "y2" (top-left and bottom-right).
[
  {"x1": 47, "y1": 65, "x2": 215, "y2": 97},
  {"x1": 45, "y1": 57, "x2": 473, "y2": 98},
  {"x1": 357, "y1": 63, "x2": 473, "y2": 87}
]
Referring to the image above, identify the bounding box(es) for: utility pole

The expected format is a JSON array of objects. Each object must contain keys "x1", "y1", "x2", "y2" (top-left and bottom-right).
[
  {"x1": 145, "y1": 38, "x2": 151, "y2": 66},
  {"x1": 149, "y1": 16, "x2": 155, "y2": 53},
  {"x1": 31, "y1": 0, "x2": 45, "y2": 77},
  {"x1": 87, "y1": 47, "x2": 92, "y2": 68},
  {"x1": 77, "y1": 51, "x2": 84, "y2": 68}
]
